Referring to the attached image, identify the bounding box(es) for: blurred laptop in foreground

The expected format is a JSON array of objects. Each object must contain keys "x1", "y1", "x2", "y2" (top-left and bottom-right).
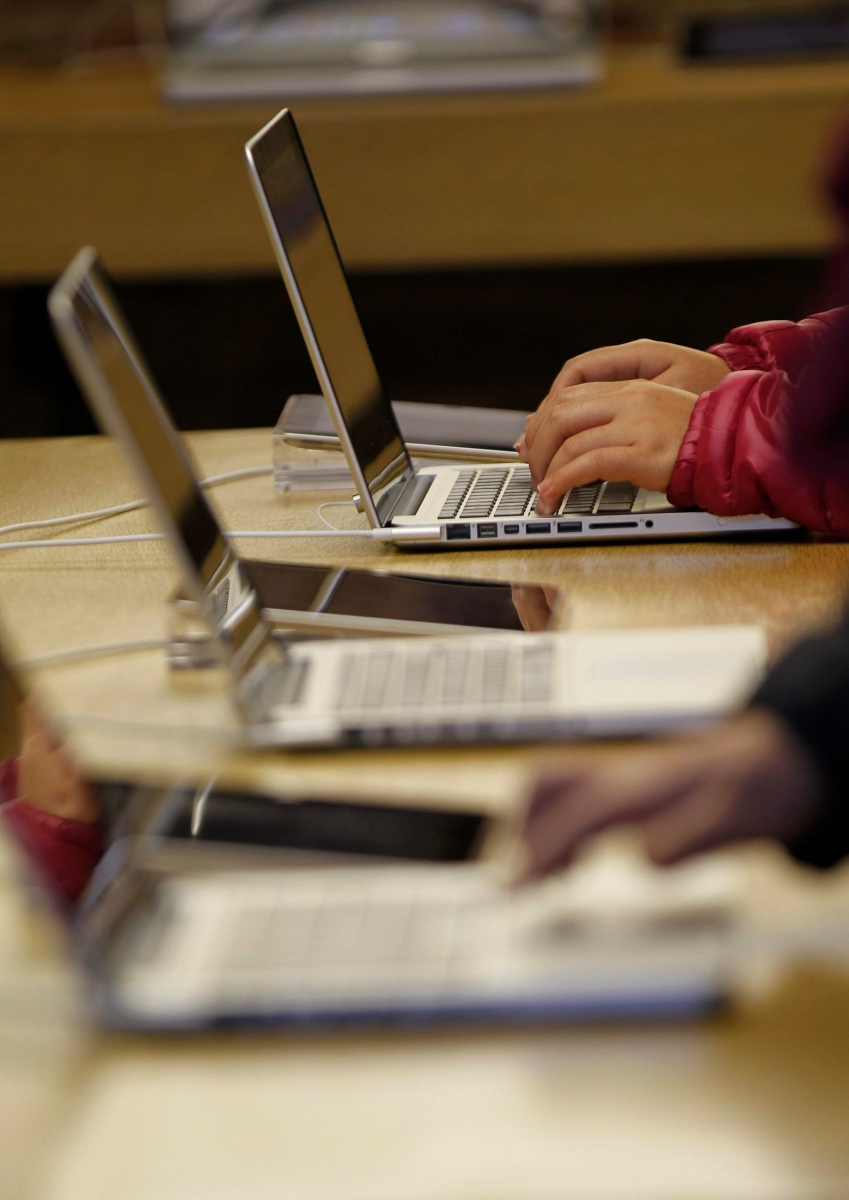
[{"x1": 0, "y1": 622, "x2": 741, "y2": 1031}]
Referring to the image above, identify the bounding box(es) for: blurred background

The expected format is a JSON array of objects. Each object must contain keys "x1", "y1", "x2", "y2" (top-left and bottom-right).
[{"x1": 1, "y1": 0, "x2": 847, "y2": 437}]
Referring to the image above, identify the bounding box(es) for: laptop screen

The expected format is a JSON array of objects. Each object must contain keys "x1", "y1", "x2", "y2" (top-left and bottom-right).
[
  {"x1": 246, "y1": 110, "x2": 412, "y2": 524},
  {"x1": 48, "y1": 249, "x2": 273, "y2": 679}
]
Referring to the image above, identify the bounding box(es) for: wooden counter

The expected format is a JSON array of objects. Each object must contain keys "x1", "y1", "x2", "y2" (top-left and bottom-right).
[
  {"x1": 4, "y1": 430, "x2": 849, "y2": 1200},
  {"x1": 2, "y1": 47, "x2": 849, "y2": 281}
]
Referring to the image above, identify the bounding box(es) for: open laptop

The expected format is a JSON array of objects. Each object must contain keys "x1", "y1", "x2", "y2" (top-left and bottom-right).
[
  {"x1": 50, "y1": 248, "x2": 768, "y2": 752},
  {"x1": 46, "y1": 249, "x2": 564, "y2": 644},
  {"x1": 245, "y1": 108, "x2": 797, "y2": 549},
  {"x1": 0, "y1": 632, "x2": 741, "y2": 1030}
]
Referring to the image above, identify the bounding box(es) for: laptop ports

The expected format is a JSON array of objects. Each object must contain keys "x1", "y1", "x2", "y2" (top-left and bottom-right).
[
  {"x1": 477, "y1": 523, "x2": 498, "y2": 539},
  {"x1": 446, "y1": 523, "x2": 472, "y2": 540}
]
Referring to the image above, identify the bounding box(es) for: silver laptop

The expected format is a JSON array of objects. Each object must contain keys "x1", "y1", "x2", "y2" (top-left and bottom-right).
[
  {"x1": 45, "y1": 250, "x2": 567, "y2": 645},
  {"x1": 245, "y1": 108, "x2": 796, "y2": 549},
  {"x1": 50, "y1": 248, "x2": 768, "y2": 751},
  {"x1": 0, "y1": 630, "x2": 740, "y2": 1031},
  {"x1": 82, "y1": 840, "x2": 740, "y2": 1030}
]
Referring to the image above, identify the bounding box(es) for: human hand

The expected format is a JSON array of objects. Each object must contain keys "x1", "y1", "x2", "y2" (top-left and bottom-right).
[
  {"x1": 521, "y1": 379, "x2": 699, "y2": 514},
  {"x1": 18, "y1": 702, "x2": 99, "y2": 824},
  {"x1": 510, "y1": 584, "x2": 564, "y2": 632},
  {"x1": 520, "y1": 340, "x2": 730, "y2": 447},
  {"x1": 515, "y1": 340, "x2": 730, "y2": 514},
  {"x1": 520, "y1": 710, "x2": 823, "y2": 882}
]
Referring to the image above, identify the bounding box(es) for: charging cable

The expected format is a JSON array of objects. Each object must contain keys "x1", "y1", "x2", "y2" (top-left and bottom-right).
[
  {"x1": 317, "y1": 499, "x2": 357, "y2": 530},
  {"x1": 2, "y1": 467, "x2": 441, "y2": 671},
  {"x1": 0, "y1": 465, "x2": 274, "y2": 541},
  {"x1": 0, "y1": 466, "x2": 441, "y2": 551},
  {"x1": 0, "y1": 526, "x2": 441, "y2": 552},
  {"x1": 19, "y1": 638, "x2": 172, "y2": 669}
]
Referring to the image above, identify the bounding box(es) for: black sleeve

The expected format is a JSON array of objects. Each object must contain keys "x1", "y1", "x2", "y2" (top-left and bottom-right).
[{"x1": 751, "y1": 611, "x2": 849, "y2": 868}]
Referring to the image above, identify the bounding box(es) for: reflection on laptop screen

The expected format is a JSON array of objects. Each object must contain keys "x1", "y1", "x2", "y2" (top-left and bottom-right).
[{"x1": 246, "y1": 110, "x2": 412, "y2": 519}]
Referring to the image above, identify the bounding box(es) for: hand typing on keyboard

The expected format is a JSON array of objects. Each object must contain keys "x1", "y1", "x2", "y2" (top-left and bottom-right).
[
  {"x1": 520, "y1": 710, "x2": 822, "y2": 882},
  {"x1": 438, "y1": 466, "x2": 637, "y2": 522},
  {"x1": 521, "y1": 380, "x2": 698, "y2": 515},
  {"x1": 514, "y1": 340, "x2": 730, "y2": 515}
]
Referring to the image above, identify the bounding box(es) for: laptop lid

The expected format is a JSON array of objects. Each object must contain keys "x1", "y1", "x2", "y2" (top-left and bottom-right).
[
  {"x1": 245, "y1": 108, "x2": 413, "y2": 528},
  {"x1": 47, "y1": 248, "x2": 275, "y2": 682}
]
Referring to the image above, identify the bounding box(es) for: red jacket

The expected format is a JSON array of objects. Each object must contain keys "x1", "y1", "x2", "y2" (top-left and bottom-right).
[
  {"x1": 0, "y1": 758, "x2": 103, "y2": 906},
  {"x1": 668, "y1": 116, "x2": 849, "y2": 535},
  {"x1": 667, "y1": 307, "x2": 849, "y2": 534}
]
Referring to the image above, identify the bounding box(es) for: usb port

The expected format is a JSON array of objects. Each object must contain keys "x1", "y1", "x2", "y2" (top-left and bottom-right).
[
  {"x1": 557, "y1": 521, "x2": 582, "y2": 533},
  {"x1": 526, "y1": 522, "x2": 551, "y2": 535},
  {"x1": 477, "y1": 523, "x2": 498, "y2": 538},
  {"x1": 503, "y1": 524, "x2": 520, "y2": 535},
  {"x1": 446, "y1": 523, "x2": 472, "y2": 540}
]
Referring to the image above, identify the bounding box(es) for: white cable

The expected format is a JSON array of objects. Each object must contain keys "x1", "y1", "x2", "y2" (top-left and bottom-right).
[
  {"x1": 316, "y1": 500, "x2": 357, "y2": 530},
  {"x1": 226, "y1": 528, "x2": 438, "y2": 542},
  {"x1": 19, "y1": 638, "x2": 171, "y2": 669},
  {"x1": 0, "y1": 466, "x2": 274, "y2": 541},
  {"x1": 0, "y1": 528, "x2": 438, "y2": 551},
  {"x1": 0, "y1": 534, "x2": 164, "y2": 550},
  {"x1": 0, "y1": 500, "x2": 147, "y2": 539},
  {"x1": 198, "y1": 466, "x2": 274, "y2": 487}
]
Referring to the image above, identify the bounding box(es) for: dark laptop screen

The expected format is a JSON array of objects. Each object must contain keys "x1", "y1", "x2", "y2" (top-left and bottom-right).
[
  {"x1": 52, "y1": 255, "x2": 228, "y2": 598},
  {"x1": 48, "y1": 249, "x2": 273, "y2": 679},
  {"x1": 246, "y1": 110, "x2": 412, "y2": 522}
]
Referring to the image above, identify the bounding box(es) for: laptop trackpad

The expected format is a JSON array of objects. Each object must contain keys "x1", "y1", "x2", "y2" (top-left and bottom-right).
[{"x1": 392, "y1": 474, "x2": 434, "y2": 517}]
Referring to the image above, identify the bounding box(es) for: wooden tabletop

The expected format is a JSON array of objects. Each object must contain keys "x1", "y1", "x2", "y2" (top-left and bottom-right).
[
  {"x1": 4, "y1": 430, "x2": 849, "y2": 1199},
  {"x1": 2, "y1": 47, "x2": 849, "y2": 281},
  {"x1": 1, "y1": 427, "x2": 848, "y2": 802}
]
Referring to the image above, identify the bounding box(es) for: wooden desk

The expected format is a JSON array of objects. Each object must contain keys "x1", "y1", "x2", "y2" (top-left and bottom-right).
[
  {"x1": 3, "y1": 430, "x2": 849, "y2": 1200},
  {"x1": 1, "y1": 427, "x2": 848, "y2": 796},
  {"x1": 2, "y1": 48, "x2": 849, "y2": 282}
]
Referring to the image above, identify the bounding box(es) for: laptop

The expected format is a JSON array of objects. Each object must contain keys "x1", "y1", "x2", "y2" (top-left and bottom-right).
[
  {"x1": 0, "y1": 632, "x2": 742, "y2": 1030},
  {"x1": 245, "y1": 108, "x2": 797, "y2": 549},
  {"x1": 46, "y1": 249, "x2": 566, "y2": 645},
  {"x1": 50, "y1": 248, "x2": 768, "y2": 752},
  {"x1": 164, "y1": 0, "x2": 602, "y2": 104},
  {"x1": 81, "y1": 832, "x2": 742, "y2": 1030}
]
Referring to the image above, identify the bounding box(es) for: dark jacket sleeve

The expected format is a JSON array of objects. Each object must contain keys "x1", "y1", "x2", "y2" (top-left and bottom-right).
[{"x1": 752, "y1": 615, "x2": 849, "y2": 868}]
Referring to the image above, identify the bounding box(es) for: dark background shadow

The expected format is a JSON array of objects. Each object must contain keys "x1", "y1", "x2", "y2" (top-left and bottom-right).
[{"x1": 0, "y1": 254, "x2": 825, "y2": 437}]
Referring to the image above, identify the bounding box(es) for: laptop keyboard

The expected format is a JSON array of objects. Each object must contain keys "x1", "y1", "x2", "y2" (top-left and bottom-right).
[
  {"x1": 438, "y1": 465, "x2": 637, "y2": 521},
  {"x1": 335, "y1": 641, "x2": 555, "y2": 712},
  {"x1": 117, "y1": 863, "x2": 732, "y2": 1018},
  {"x1": 218, "y1": 888, "x2": 482, "y2": 980},
  {"x1": 130, "y1": 870, "x2": 506, "y2": 1008}
]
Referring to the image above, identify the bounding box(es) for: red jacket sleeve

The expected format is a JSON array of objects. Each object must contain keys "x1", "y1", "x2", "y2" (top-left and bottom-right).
[
  {"x1": 0, "y1": 758, "x2": 103, "y2": 906},
  {"x1": 668, "y1": 308, "x2": 849, "y2": 534},
  {"x1": 707, "y1": 311, "x2": 847, "y2": 377}
]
